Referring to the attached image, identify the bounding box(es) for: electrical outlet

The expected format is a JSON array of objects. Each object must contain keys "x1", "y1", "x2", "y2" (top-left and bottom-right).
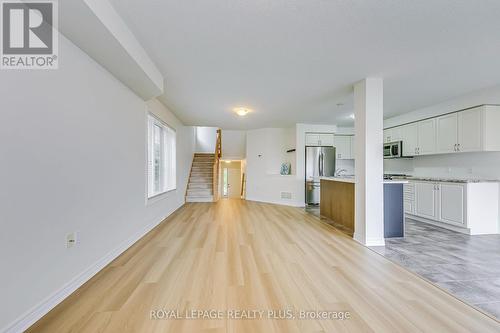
[{"x1": 66, "y1": 232, "x2": 78, "y2": 248}]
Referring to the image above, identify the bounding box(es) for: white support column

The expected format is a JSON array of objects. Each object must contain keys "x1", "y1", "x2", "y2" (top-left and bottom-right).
[{"x1": 353, "y1": 78, "x2": 385, "y2": 246}]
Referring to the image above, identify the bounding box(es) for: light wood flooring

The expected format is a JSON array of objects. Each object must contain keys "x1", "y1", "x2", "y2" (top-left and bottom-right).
[{"x1": 28, "y1": 199, "x2": 500, "y2": 332}]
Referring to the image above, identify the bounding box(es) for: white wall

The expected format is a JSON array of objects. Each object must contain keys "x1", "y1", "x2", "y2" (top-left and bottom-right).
[
  {"x1": 221, "y1": 130, "x2": 246, "y2": 160},
  {"x1": 245, "y1": 128, "x2": 302, "y2": 206},
  {"x1": 384, "y1": 84, "x2": 500, "y2": 180},
  {"x1": 0, "y1": 33, "x2": 194, "y2": 332},
  {"x1": 384, "y1": 84, "x2": 500, "y2": 128},
  {"x1": 195, "y1": 127, "x2": 218, "y2": 153}
]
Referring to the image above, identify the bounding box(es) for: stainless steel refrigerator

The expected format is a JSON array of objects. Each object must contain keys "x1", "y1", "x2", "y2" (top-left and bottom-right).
[{"x1": 305, "y1": 146, "x2": 336, "y2": 205}]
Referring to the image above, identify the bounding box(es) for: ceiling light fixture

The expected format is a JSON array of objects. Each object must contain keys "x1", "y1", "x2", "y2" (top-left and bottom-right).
[
  {"x1": 233, "y1": 107, "x2": 251, "y2": 116},
  {"x1": 349, "y1": 114, "x2": 355, "y2": 120}
]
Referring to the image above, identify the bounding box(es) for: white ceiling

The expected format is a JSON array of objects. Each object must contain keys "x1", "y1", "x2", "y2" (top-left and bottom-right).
[{"x1": 109, "y1": 0, "x2": 500, "y2": 129}]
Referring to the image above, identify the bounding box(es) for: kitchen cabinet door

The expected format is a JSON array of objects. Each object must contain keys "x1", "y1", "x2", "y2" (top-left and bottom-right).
[
  {"x1": 384, "y1": 129, "x2": 392, "y2": 143},
  {"x1": 318, "y1": 133, "x2": 334, "y2": 147},
  {"x1": 400, "y1": 123, "x2": 418, "y2": 157},
  {"x1": 438, "y1": 183, "x2": 466, "y2": 226},
  {"x1": 350, "y1": 136, "x2": 355, "y2": 159},
  {"x1": 334, "y1": 135, "x2": 351, "y2": 159},
  {"x1": 436, "y1": 113, "x2": 458, "y2": 154},
  {"x1": 458, "y1": 108, "x2": 482, "y2": 152},
  {"x1": 391, "y1": 126, "x2": 402, "y2": 142},
  {"x1": 415, "y1": 182, "x2": 437, "y2": 220},
  {"x1": 404, "y1": 200, "x2": 415, "y2": 215},
  {"x1": 305, "y1": 134, "x2": 320, "y2": 146},
  {"x1": 417, "y1": 118, "x2": 437, "y2": 155}
]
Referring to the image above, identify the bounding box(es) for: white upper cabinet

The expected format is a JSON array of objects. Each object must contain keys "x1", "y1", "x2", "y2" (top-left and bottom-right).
[
  {"x1": 384, "y1": 127, "x2": 402, "y2": 143},
  {"x1": 350, "y1": 135, "x2": 355, "y2": 159},
  {"x1": 305, "y1": 133, "x2": 320, "y2": 146},
  {"x1": 436, "y1": 113, "x2": 458, "y2": 154},
  {"x1": 417, "y1": 118, "x2": 437, "y2": 155},
  {"x1": 458, "y1": 107, "x2": 482, "y2": 152},
  {"x1": 388, "y1": 105, "x2": 500, "y2": 157},
  {"x1": 305, "y1": 133, "x2": 334, "y2": 146},
  {"x1": 400, "y1": 123, "x2": 418, "y2": 157},
  {"x1": 334, "y1": 135, "x2": 352, "y2": 160},
  {"x1": 318, "y1": 133, "x2": 335, "y2": 146},
  {"x1": 383, "y1": 129, "x2": 392, "y2": 143}
]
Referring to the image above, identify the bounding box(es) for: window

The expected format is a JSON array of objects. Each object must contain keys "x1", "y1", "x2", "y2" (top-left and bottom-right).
[{"x1": 147, "y1": 114, "x2": 176, "y2": 198}]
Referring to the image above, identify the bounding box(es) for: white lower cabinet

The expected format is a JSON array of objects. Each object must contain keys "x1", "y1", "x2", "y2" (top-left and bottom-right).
[
  {"x1": 438, "y1": 183, "x2": 465, "y2": 226},
  {"x1": 403, "y1": 183, "x2": 415, "y2": 214},
  {"x1": 407, "y1": 180, "x2": 499, "y2": 235},
  {"x1": 415, "y1": 182, "x2": 438, "y2": 219}
]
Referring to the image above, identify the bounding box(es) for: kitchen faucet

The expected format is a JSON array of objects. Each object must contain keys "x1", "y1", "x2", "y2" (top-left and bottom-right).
[{"x1": 335, "y1": 169, "x2": 348, "y2": 177}]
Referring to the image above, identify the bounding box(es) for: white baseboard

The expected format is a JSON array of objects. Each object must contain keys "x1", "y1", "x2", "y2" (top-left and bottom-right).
[
  {"x1": 245, "y1": 197, "x2": 305, "y2": 208},
  {"x1": 405, "y1": 214, "x2": 471, "y2": 234},
  {"x1": 353, "y1": 233, "x2": 385, "y2": 247},
  {"x1": 2, "y1": 204, "x2": 183, "y2": 333}
]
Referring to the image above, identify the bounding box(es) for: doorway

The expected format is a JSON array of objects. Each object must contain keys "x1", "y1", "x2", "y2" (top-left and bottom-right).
[{"x1": 221, "y1": 160, "x2": 242, "y2": 198}]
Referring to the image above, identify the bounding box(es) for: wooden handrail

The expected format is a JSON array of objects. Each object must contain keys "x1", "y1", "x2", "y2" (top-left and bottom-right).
[{"x1": 213, "y1": 129, "x2": 222, "y2": 201}]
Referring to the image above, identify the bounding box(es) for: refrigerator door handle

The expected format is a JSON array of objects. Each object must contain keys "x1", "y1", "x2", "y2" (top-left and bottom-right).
[
  {"x1": 322, "y1": 152, "x2": 325, "y2": 176},
  {"x1": 319, "y1": 152, "x2": 324, "y2": 176}
]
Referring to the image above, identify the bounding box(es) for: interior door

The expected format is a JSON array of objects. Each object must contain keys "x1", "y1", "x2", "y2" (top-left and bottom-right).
[
  {"x1": 436, "y1": 113, "x2": 458, "y2": 153},
  {"x1": 458, "y1": 108, "x2": 482, "y2": 152},
  {"x1": 226, "y1": 168, "x2": 241, "y2": 198}
]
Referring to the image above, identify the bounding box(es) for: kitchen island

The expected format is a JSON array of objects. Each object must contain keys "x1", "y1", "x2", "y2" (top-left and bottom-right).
[{"x1": 320, "y1": 177, "x2": 408, "y2": 238}]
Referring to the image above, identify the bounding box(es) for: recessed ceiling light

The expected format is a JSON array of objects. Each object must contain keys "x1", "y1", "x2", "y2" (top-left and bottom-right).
[
  {"x1": 233, "y1": 107, "x2": 251, "y2": 116},
  {"x1": 224, "y1": 160, "x2": 232, "y2": 163}
]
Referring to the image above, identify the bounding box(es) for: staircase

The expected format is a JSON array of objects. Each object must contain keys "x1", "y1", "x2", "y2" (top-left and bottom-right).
[
  {"x1": 186, "y1": 129, "x2": 222, "y2": 203},
  {"x1": 186, "y1": 153, "x2": 216, "y2": 202}
]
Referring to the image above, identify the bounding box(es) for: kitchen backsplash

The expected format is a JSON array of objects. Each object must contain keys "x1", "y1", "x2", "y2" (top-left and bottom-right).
[
  {"x1": 337, "y1": 159, "x2": 355, "y2": 175},
  {"x1": 384, "y1": 151, "x2": 500, "y2": 180}
]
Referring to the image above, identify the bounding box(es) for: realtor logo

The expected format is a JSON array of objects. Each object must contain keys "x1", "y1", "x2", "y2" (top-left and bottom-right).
[{"x1": 1, "y1": 0, "x2": 58, "y2": 69}]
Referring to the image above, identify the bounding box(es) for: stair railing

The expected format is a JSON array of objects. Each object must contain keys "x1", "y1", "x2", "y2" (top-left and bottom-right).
[{"x1": 213, "y1": 129, "x2": 222, "y2": 202}]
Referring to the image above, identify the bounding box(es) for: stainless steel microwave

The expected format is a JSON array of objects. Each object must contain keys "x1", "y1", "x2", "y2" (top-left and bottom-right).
[{"x1": 384, "y1": 141, "x2": 403, "y2": 158}]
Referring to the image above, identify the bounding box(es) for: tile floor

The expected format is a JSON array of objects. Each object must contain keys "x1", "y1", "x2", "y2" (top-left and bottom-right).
[{"x1": 371, "y1": 219, "x2": 500, "y2": 320}]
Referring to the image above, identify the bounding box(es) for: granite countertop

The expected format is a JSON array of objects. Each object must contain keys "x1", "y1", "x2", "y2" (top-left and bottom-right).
[
  {"x1": 396, "y1": 176, "x2": 500, "y2": 183},
  {"x1": 320, "y1": 177, "x2": 408, "y2": 184}
]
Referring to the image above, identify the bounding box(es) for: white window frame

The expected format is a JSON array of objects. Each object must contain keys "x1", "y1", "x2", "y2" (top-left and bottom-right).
[{"x1": 147, "y1": 113, "x2": 176, "y2": 199}]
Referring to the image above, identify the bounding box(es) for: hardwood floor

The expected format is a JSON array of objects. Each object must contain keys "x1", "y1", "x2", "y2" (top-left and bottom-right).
[{"x1": 28, "y1": 199, "x2": 500, "y2": 332}]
